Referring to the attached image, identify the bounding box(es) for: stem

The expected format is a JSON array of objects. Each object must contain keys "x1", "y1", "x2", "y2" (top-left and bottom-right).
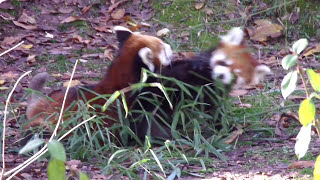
[
  {"x1": 314, "y1": 119, "x2": 320, "y2": 138},
  {"x1": 296, "y1": 64, "x2": 309, "y2": 98}
]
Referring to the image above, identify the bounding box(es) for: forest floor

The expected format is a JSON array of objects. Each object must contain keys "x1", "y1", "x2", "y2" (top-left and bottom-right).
[{"x1": 0, "y1": 0, "x2": 320, "y2": 179}]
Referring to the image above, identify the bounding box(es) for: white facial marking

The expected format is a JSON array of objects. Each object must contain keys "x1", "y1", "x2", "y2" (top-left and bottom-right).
[
  {"x1": 219, "y1": 27, "x2": 244, "y2": 46},
  {"x1": 139, "y1": 47, "x2": 155, "y2": 72},
  {"x1": 212, "y1": 65, "x2": 233, "y2": 84},
  {"x1": 225, "y1": 60, "x2": 233, "y2": 65},
  {"x1": 234, "y1": 69, "x2": 241, "y2": 73},
  {"x1": 113, "y1": 26, "x2": 132, "y2": 33},
  {"x1": 158, "y1": 42, "x2": 173, "y2": 66},
  {"x1": 210, "y1": 51, "x2": 226, "y2": 66}
]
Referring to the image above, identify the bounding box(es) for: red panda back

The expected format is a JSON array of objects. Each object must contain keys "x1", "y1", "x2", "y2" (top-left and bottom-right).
[{"x1": 25, "y1": 26, "x2": 173, "y2": 129}]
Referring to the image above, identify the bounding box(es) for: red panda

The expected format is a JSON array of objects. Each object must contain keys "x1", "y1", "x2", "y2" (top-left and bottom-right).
[
  {"x1": 24, "y1": 26, "x2": 173, "y2": 132},
  {"x1": 129, "y1": 27, "x2": 271, "y2": 141}
]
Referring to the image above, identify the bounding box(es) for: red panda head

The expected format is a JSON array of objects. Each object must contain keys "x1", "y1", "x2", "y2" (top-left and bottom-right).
[
  {"x1": 210, "y1": 27, "x2": 271, "y2": 87},
  {"x1": 113, "y1": 26, "x2": 173, "y2": 72}
]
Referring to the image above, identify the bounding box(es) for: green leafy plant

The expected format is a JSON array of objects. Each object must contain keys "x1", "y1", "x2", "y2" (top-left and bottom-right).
[
  {"x1": 280, "y1": 38, "x2": 320, "y2": 176},
  {"x1": 20, "y1": 139, "x2": 89, "y2": 180}
]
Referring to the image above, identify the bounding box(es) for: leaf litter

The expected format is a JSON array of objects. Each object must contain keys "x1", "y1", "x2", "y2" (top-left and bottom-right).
[{"x1": 0, "y1": 0, "x2": 319, "y2": 179}]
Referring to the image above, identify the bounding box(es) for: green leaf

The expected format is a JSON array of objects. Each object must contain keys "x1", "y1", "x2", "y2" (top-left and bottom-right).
[
  {"x1": 281, "y1": 54, "x2": 298, "y2": 70},
  {"x1": 48, "y1": 140, "x2": 66, "y2": 162},
  {"x1": 281, "y1": 71, "x2": 298, "y2": 99},
  {"x1": 19, "y1": 138, "x2": 45, "y2": 154},
  {"x1": 149, "y1": 82, "x2": 173, "y2": 109},
  {"x1": 310, "y1": 92, "x2": 320, "y2": 99},
  {"x1": 294, "y1": 124, "x2": 311, "y2": 159},
  {"x1": 79, "y1": 171, "x2": 89, "y2": 180},
  {"x1": 102, "y1": 91, "x2": 120, "y2": 112},
  {"x1": 150, "y1": 149, "x2": 165, "y2": 177},
  {"x1": 314, "y1": 155, "x2": 320, "y2": 179},
  {"x1": 292, "y1": 38, "x2": 308, "y2": 54},
  {"x1": 107, "y1": 149, "x2": 128, "y2": 165},
  {"x1": 47, "y1": 158, "x2": 66, "y2": 180},
  {"x1": 307, "y1": 69, "x2": 320, "y2": 92},
  {"x1": 120, "y1": 92, "x2": 128, "y2": 118},
  {"x1": 299, "y1": 98, "x2": 315, "y2": 127}
]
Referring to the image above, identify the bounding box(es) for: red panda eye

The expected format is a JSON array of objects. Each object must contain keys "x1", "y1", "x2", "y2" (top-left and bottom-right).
[{"x1": 215, "y1": 61, "x2": 228, "y2": 66}]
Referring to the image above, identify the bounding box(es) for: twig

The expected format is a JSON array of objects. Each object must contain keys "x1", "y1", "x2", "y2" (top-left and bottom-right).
[
  {"x1": 49, "y1": 59, "x2": 79, "y2": 139},
  {"x1": 0, "y1": 41, "x2": 24, "y2": 57},
  {"x1": 1, "y1": 70, "x2": 32, "y2": 180}
]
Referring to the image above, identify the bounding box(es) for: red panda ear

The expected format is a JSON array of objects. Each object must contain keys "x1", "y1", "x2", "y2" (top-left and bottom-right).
[
  {"x1": 219, "y1": 27, "x2": 244, "y2": 46},
  {"x1": 138, "y1": 47, "x2": 155, "y2": 72},
  {"x1": 113, "y1": 26, "x2": 133, "y2": 45}
]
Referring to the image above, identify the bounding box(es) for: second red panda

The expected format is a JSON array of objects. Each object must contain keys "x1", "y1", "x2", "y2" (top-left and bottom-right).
[
  {"x1": 129, "y1": 27, "x2": 271, "y2": 140},
  {"x1": 25, "y1": 26, "x2": 173, "y2": 132}
]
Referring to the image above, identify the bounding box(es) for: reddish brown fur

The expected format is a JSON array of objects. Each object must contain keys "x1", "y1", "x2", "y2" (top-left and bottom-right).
[
  {"x1": 218, "y1": 43, "x2": 259, "y2": 84},
  {"x1": 25, "y1": 33, "x2": 167, "y2": 129}
]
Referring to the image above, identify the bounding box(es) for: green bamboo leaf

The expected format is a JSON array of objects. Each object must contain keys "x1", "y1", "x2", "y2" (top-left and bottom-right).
[
  {"x1": 299, "y1": 98, "x2": 315, "y2": 127},
  {"x1": 102, "y1": 91, "x2": 120, "y2": 112},
  {"x1": 150, "y1": 149, "x2": 165, "y2": 177},
  {"x1": 294, "y1": 124, "x2": 311, "y2": 159},
  {"x1": 281, "y1": 54, "x2": 298, "y2": 70},
  {"x1": 120, "y1": 92, "x2": 128, "y2": 118},
  {"x1": 48, "y1": 140, "x2": 66, "y2": 162},
  {"x1": 314, "y1": 155, "x2": 320, "y2": 179},
  {"x1": 149, "y1": 82, "x2": 173, "y2": 109},
  {"x1": 292, "y1": 38, "x2": 308, "y2": 54},
  {"x1": 19, "y1": 138, "x2": 45, "y2": 154},
  {"x1": 307, "y1": 69, "x2": 320, "y2": 92},
  {"x1": 47, "y1": 158, "x2": 66, "y2": 180},
  {"x1": 107, "y1": 149, "x2": 128, "y2": 165},
  {"x1": 281, "y1": 71, "x2": 298, "y2": 99}
]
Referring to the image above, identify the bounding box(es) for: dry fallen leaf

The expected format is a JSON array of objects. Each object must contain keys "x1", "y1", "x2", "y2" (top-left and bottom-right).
[
  {"x1": 26, "y1": 54, "x2": 36, "y2": 65},
  {"x1": 63, "y1": 80, "x2": 81, "y2": 88},
  {"x1": 229, "y1": 89, "x2": 249, "y2": 97},
  {"x1": 82, "y1": 5, "x2": 92, "y2": 14},
  {"x1": 1, "y1": 36, "x2": 22, "y2": 46},
  {"x1": 195, "y1": 2, "x2": 204, "y2": 10},
  {"x1": 21, "y1": 44, "x2": 33, "y2": 49},
  {"x1": 18, "y1": 11, "x2": 36, "y2": 24},
  {"x1": 303, "y1": 44, "x2": 320, "y2": 57},
  {"x1": 60, "y1": 16, "x2": 84, "y2": 24},
  {"x1": 52, "y1": 73, "x2": 62, "y2": 77},
  {"x1": 248, "y1": 19, "x2": 283, "y2": 42},
  {"x1": 93, "y1": 26, "x2": 112, "y2": 33},
  {"x1": 107, "y1": 0, "x2": 128, "y2": 13},
  {"x1": 156, "y1": 28, "x2": 170, "y2": 37},
  {"x1": 204, "y1": 7, "x2": 213, "y2": 16},
  {"x1": 0, "y1": 87, "x2": 9, "y2": 90},
  {"x1": 289, "y1": 161, "x2": 314, "y2": 169},
  {"x1": 111, "y1": 8, "x2": 125, "y2": 20},
  {"x1": 58, "y1": 7, "x2": 74, "y2": 14},
  {"x1": 0, "y1": 71, "x2": 19, "y2": 79},
  {"x1": 104, "y1": 48, "x2": 114, "y2": 61},
  {"x1": 13, "y1": 20, "x2": 37, "y2": 30},
  {"x1": 225, "y1": 128, "x2": 243, "y2": 144},
  {"x1": 0, "y1": 79, "x2": 5, "y2": 85}
]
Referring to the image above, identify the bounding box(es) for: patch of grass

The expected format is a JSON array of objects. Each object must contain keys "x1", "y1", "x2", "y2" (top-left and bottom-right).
[
  {"x1": 58, "y1": 21, "x2": 91, "y2": 34},
  {"x1": 300, "y1": 168, "x2": 313, "y2": 176},
  {"x1": 9, "y1": 1, "x2": 23, "y2": 8},
  {"x1": 72, "y1": 48, "x2": 104, "y2": 57},
  {"x1": 152, "y1": 1, "x2": 231, "y2": 51}
]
